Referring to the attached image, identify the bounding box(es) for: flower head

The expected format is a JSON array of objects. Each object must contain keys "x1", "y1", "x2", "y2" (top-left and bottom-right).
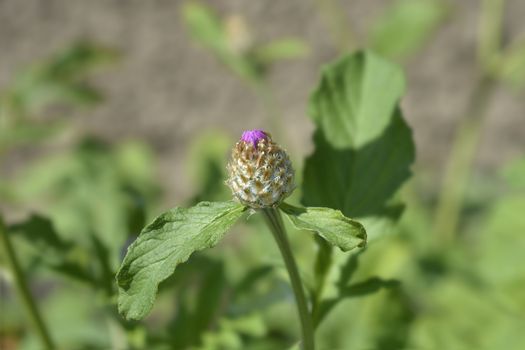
[
  {"x1": 240, "y1": 129, "x2": 268, "y2": 147},
  {"x1": 227, "y1": 130, "x2": 295, "y2": 208}
]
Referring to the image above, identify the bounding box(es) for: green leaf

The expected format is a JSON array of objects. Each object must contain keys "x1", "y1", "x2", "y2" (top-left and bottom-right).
[
  {"x1": 309, "y1": 51, "x2": 405, "y2": 149},
  {"x1": 496, "y1": 38, "x2": 525, "y2": 88},
  {"x1": 9, "y1": 215, "x2": 72, "y2": 254},
  {"x1": 43, "y1": 41, "x2": 119, "y2": 80},
  {"x1": 280, "y1": 202, "x2": 366, "y2": 252},
  {"x1": 476, "y1": 194, "x2": 525, "y2": 288},
  {"x1": 317, "y1": 277, "x2": 400, "y2": 326},
  {"x1": 12, "y1": 41, "x2": 118, "y2": 113},
  {"x1": 0, "y1": 42, "x2": 117, "y2": 151},
  {"x1": 182, "y1": 2, "x2": 257, "y2": 82},
  {"x1": 182, "y1": 2, "x2": 227, "y2": 54},
  {"x1": 253, "y1": 39, "x2": 310, "y2": 64},
  {"x1": 369, "y1": 0, "x2": 448, "y2": 60},
  {"x1": 10, "y1": 137, "x2": 159, "y2": 260},
  {"x1": 502, "y1": 157, "x2": 525, "y2": 189},
  {"x1": 188, "y1": 261, "x2": 228, "y2": 346},
  {"x1": 116, "y1": 201, "x2": 246, "y2": 320},
  {"x1": 8, "y1": 215, "x2": 98, "y2": 285},
  {"x1": 303, "y1": 51, "x2": 415, "y2": 238}
]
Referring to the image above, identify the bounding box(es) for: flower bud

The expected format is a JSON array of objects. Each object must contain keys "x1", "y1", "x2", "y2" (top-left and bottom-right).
[{"x1": 226, "y1": 130, "x2": 295, "y2": 208}]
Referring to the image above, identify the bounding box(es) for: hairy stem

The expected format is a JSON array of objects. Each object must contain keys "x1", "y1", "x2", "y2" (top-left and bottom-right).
[
  {"x1": 0, "y1": 217, "x2": 55, "y2": 349},
  {"x1": 262, "y1": 208, "x2": 315, "y2": 350}
]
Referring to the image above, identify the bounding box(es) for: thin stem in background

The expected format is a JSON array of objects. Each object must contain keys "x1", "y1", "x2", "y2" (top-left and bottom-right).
[
  {"x1": 0, "y1": 217, "x2": 55, "y2": 349},
  {"x1": 261, "y1": 208, "x2": 315, "y2": 350},
  {"x1": 433, "y1": 0, "x2": 506, "y2": 243},
  {"x1": 432, "y1": 76, "x2": 496, "y2": 243},
  {"x1": 478, "y1": 0, "x2": 505, "y2": 69}
]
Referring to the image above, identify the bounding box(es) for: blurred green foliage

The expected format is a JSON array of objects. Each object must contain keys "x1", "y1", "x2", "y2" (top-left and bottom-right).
[
  {"x1": 369, "y1": 0, "x2": 449, "y2": 60},
  {"x1": 0, "y1": 42, "x2": 118, "y2": 151},
  {"x1": 117, "y1": 201, "x2": 247, "y2": 320},
  {"x1": 182, "y1": 2, "x2": 309, "y2": 86},
  {"x1": 1, "y1": 1, "x2": 525, "y2": 350},
  {"x1": 186, "y1": 131, "x2": 231, "y2": 204},
  {"x1": 494, "y1": 38, "x2": 525, "y2": 88},
  {"x1": 304, "y1": 51, "x2": 414, "y2": 239}
]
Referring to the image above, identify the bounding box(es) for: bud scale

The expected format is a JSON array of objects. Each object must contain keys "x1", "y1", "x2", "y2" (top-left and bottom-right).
[{"x1": 226, "y1": 130, "x2": 295, "y2": 208}]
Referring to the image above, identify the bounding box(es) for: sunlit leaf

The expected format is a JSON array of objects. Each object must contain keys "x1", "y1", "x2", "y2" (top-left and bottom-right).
[
  {"x1": 280, "y1": 202, "x2": 366, "y2": 251},
  {"x1": 116, "y1": 201, "x2": 246, "y2": 320},
  {"x1": 308, "y1": 51, "x2": 406, "y2": 149},
  {"x1": 303, "y1": 51, "x2": 415, "y2": 238}
]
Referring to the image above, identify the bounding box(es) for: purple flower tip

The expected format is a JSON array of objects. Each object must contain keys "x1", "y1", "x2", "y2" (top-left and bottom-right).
[{"x1": 240, "y1": 129, "x2": 269, "y2": 147}]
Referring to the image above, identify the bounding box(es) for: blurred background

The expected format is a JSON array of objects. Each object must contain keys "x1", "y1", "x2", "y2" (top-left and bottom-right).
[{"x1": 1, "y1": 0, "x2": 525, "y2": 349}]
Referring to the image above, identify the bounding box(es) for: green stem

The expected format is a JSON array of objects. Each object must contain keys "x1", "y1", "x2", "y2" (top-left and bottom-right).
[
  {"x1": 433, "y1": 0, "x2": 505, "y2": 243},
  {"x1": 261, "y1": 208, "x2": 315, "y2": 350},
  {"x1": 311, "y1": 236, "x2": 332, "y2": 328},
  {"x1": 0, "y1": 217, "x2": 55, "y2": 349},
  {"x1": 478, "y1": 0, "x2": 505, "y2": 70},
  {"x1": 432, "y1": 76, "x2": 496, "y2": 243}
]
